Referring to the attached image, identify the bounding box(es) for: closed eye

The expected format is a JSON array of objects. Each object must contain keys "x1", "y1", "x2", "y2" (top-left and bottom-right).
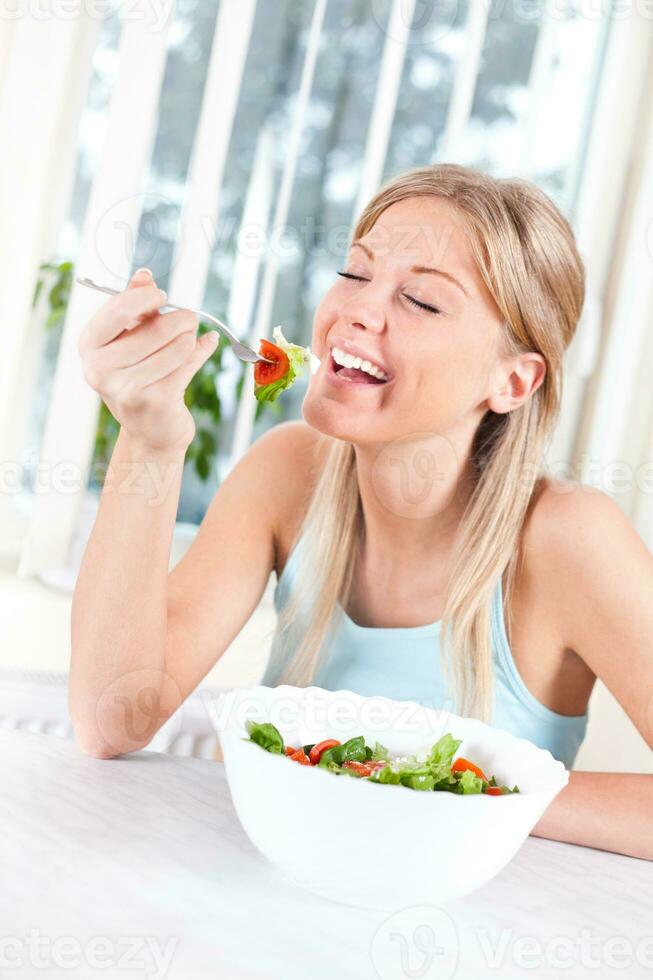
[
  {"x1": 336, "y1": 271, "x2": 443, "y2": 317},
  {"x1": 403, "y1": 295, "x2": 443, "y2": 316},
  {"x1": 337, "y1": 271, "x2": 367, "y2": 282}
]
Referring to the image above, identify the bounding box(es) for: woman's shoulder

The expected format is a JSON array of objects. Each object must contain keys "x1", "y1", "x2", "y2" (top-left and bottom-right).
[
  {"x1": 521, "y1": 474, "x2": 629, "y2": 563},
  {"x1": 516, "y1": 475, "x2": 653, "y2": 723},
  {"x1": 504, "y1": 476, "x2": 618, "y2": 711},
  {"x1": 516, "y1": 474, "x2": 634, "y2": 644}
]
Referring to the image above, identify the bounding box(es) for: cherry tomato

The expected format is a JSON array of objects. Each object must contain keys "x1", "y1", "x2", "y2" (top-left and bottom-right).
[
  {"x1": 254, "y1": 339, "x2": 289, "y2": 386},
  {"x1": 485, "y1": 786, "x2": 503, "y2": 796},
  {"x1": 289, "y1": 749, "x2": 311, "y2": 766},
  {"x1": 309, "y1": 739, "x2": 341, "y2": 765},
  {"x1": 452, "y1": 757, "x2": 488, "y2": 781}
]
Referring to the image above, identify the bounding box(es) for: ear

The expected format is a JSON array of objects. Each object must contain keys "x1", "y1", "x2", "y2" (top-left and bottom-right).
[{"x1": 487, "y1": 352, "x2": 546, "y2": 414}]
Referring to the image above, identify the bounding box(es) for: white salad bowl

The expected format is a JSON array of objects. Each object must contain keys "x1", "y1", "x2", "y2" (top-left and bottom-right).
[{"x1": 213, "y1": 684, "x2": 569, "y2": 910}]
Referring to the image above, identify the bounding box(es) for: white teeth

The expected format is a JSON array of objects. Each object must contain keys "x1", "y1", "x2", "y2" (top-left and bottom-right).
[{"x1": 331, "y1": 346, "x2": 390, "y2": 381}]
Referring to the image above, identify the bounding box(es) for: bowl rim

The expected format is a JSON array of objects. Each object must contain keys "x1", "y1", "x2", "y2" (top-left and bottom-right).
[{"x1": 215, "y1": 683, "x2": 570, "y2": 798}]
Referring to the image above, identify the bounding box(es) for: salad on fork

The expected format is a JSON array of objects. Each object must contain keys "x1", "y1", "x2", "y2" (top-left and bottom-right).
[{"x1": 253, "y1": 326, "x2": 321, "y2": 404}]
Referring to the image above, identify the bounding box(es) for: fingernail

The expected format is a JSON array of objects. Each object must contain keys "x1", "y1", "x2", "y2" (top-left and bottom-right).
[
  {"x1": 134, "y1": 267, "x2": 153, "y2": 277},
  {"x1": 206, "y1": 331, "x2": 219, "y2": 345}
]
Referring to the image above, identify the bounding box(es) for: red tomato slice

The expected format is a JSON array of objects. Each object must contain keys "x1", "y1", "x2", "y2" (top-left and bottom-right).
[
  {"x1": 366, "y1": 760, "x2": 387, "y2": 772},
  {"x1": 485, "y1": 786, "x2": 503, "y2": 796},
  {"x1": 452, "y1": 757, "x2": 488, "y2": 781},
  {"x1": 309, "y1": 739, "x2": 341, "y2": 765},
  {"x1": 254, "y1": 339, "x2": 289, "y2": 387},
  {"x1": 342, "y1": 761, "x2": 374, "y2": 777},
  {"x1": 289, "y1": 749, "x2": 311, "y2": 766}
]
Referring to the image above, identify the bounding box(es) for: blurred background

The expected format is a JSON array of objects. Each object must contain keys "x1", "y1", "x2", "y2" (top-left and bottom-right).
[{"x1": 0, "y1": 1, "x2": 651, "y2": 767}]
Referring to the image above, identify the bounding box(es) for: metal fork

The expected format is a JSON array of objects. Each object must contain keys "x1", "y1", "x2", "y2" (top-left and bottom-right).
[{"x1": 76, "y1": 276, "x2": 274, "y2": 364}]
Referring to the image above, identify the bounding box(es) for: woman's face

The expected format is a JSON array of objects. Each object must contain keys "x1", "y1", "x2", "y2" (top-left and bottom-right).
[{"x1": 302, "y1": 195, "x2": 512, "y2": 444}]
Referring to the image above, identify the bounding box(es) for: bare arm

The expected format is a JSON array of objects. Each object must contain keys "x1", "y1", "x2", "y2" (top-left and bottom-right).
[
  {"x1": 70, "y1": 421, "x2": 293, "y2": 758},
  {"x1": 531, "y1": 772, "x2": 653, "y2": 860},
  {"x1": 70, "y1": 268, "x2": 310, "y2": 758},
  {"x1": 527, "y1": 484, "x2": 653, "y2": 860},
  {"x1": 70, "y1": 429, "x2": 187, "y2": 757}
]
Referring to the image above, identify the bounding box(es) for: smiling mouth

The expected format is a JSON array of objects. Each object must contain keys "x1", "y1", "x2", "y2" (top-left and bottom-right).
[{"x1": 329, "y1": 347, "x2": 391, "y2": 386}]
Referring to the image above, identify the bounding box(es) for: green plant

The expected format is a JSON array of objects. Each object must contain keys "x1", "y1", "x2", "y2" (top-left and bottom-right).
[
  {"x1": 33, "y1": 261, "x2": 73, "y2": 331},
  {"x1": 34, "y1": 260, "x2": 274, "y2": 482},
  {"x1": 183, "y1": 323, "x2": 229, "y2": 481}
]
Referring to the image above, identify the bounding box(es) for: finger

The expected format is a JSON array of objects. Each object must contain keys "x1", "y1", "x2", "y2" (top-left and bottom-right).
[
  {"x1": 117, "y1": 330, "x2": 199, "y2": 389},
  {"x1": 97, "y1": 309, "x2": 199, "y2": 371},
  {"x1": 127, "y1": 267, "x2": 156, "y2": 290},
  {"x1": 80, "y1": 283, "x2": 167, "y2": 353},
  {"x1": 154, "y1": 331, "x2": 220, "y2": 395}
]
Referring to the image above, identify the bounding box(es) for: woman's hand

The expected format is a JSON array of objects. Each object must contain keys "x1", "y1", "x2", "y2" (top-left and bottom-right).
[{"x1": 78, "y1": 267, "x2": 219, "y2": 455}]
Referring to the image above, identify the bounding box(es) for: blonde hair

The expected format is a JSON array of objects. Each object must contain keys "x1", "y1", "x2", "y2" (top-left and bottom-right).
[{"x1": 276, "y1": 163, "x2": 585, "y2": 722}]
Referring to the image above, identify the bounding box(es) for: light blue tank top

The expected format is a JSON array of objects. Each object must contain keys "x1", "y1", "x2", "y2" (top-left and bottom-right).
[{"x1": 262, "y1": 535, "x2": 589, "y2": 769}]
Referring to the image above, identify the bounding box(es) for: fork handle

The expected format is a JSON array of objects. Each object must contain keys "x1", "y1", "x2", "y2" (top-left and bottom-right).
[{"x1": 77, "y1": 278, "x2": 119, "y2": 297}]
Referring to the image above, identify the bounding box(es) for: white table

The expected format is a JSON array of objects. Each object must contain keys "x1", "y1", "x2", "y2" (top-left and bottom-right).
[{"x1": 1, "y1": 730, "x2": 651, "y2": 980}]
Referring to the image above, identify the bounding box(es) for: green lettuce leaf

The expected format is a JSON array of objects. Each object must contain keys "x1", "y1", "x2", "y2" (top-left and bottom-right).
[
  {"x1": 370, "y1": 764, "x2": 401, "y2": 785},
  {"x1": 370, "y1": 741, "x2": 390, "y2": 761},
  {"x1": 425, "y1": 733, "x2": 462, "y2": 768},
  {"x1": 245, "y1": 720, "x2": 285, "y2": 754},
  {"x1": 428, "y1": 765, "x2": 459, "y2": 792},
  {"x1": 456, "y1": 769, "x2": 485, "y2": 794},
  {"x1": 401, "y1": 773, "x2": 436, "y2": 791},
  {"x1": 318, "y1": 735, "x2": 367, "y2": 770}
]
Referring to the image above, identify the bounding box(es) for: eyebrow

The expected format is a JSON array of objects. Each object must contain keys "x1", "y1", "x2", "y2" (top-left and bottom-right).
[{"x1": 350, "y1": 241, "x2": 469, "y2": 298}]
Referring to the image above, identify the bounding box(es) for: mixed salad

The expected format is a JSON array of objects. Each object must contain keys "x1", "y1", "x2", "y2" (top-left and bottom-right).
[
  {"x1": 253, "y1": 326, "x2": 321, "y2": 404},
  {"x1": 245, "y1": 721, "x2": 520, "y2": 795}
]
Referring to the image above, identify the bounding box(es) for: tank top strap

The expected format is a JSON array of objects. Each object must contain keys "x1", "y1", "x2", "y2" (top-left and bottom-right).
[{"x1": 491, "y1": 566, "x2": 589, "y2": 730}]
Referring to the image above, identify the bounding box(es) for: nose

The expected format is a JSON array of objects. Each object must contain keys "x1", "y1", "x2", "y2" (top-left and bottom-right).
[
  {"x1": 342, "y1": 294, "x2": 385, "y2": 335},
  {"x1": 340, "y1": 275, "x2": 395, "y2": 333}
]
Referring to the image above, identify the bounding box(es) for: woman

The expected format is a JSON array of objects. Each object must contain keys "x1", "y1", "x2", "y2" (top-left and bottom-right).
[{"x1": 71, "y1": 164, "x2": 652, "y2": 860}]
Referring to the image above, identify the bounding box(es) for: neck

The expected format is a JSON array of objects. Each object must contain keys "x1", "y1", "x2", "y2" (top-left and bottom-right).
[{"x1": 352, "y1": 425, "x2": 477, "y2": 569}]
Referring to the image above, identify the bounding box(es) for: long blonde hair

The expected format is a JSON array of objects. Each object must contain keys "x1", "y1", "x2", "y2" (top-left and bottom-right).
[{"x1": 276, "y1": 163, "x2": 585, "y2": 722}]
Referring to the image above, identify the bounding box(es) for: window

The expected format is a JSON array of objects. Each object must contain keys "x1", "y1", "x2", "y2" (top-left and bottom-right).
[{"x1": 5, "y1": 2, "x2": 650, "y2": 577}]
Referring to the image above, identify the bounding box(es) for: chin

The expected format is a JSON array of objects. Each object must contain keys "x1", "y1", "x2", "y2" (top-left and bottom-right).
[{"x1": 301, "y1": 390, "x2": 387, "y2": 444}]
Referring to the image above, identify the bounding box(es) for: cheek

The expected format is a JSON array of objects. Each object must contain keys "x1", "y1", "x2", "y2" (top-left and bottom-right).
[
  {"x1": 311, "y1": 289, "x2": 339, "y2": 353},
  {"x1": 409, "y1": 330, "x2": 495, "y2": 411},
  {"x1": 447, "y1": 323, "x2": 497, "y2": 381}
]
